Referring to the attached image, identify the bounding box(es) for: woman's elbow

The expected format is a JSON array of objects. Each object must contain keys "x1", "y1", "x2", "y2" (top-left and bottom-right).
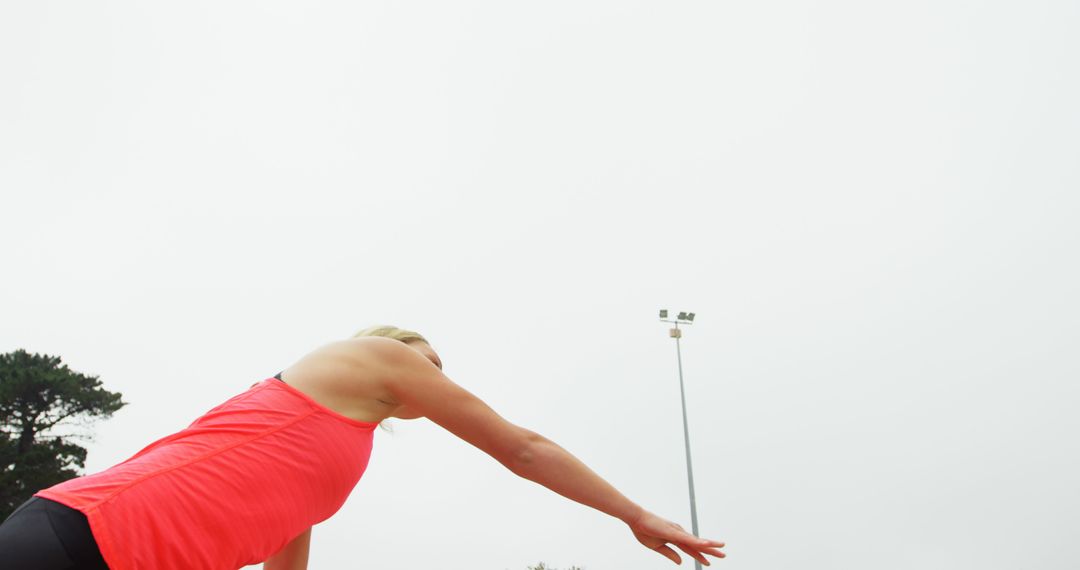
[{"x1": 506, "y1": 429, "x2": 547, "y2": 471}]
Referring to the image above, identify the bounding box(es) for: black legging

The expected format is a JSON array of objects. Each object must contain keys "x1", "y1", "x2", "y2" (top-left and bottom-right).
[{"x1": 0, "y1": 496, "x2": 109, "y2": 569}]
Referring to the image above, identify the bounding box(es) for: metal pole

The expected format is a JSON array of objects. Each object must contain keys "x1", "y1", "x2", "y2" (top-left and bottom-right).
[{"x1": 673, "y1": 324, "x2": 702, "y2": 570}]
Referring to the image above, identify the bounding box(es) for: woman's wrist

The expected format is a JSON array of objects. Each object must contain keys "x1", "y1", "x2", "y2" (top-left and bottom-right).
[{"x1": 618, "y1": 502, "x2": 647, "y2": 526}]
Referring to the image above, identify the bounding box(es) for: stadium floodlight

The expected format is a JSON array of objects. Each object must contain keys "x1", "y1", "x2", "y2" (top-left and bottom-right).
[{"x1": 657, "y1": 308, "x2": 702, "y2": 569}]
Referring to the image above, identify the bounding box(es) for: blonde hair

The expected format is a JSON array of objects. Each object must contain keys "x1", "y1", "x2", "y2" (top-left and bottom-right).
[
  {"x1": 352, "y1": 324, "x2": 430, "y2": 432},
  {"x1": 352, "y1": 324, "x2": 429, "y2": 346}
]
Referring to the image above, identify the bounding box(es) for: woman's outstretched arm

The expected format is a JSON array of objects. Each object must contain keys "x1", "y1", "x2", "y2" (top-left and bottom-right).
[
  {"x1": 510, "y1": 429, "x2": 645, "y2": 522},
  {"x1": 509, "y1": 430, "x2": 725, "y2": 565},
  {"x1": 364, "y1": 337, "x2": 726, "y2": 565}
]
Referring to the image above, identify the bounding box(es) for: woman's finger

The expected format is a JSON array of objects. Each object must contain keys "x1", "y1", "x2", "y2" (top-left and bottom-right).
[
  {"x1": 654, "y1": 544, "x2": 682, "y2": 564},
  {"x1": 673, "y1": 543, "x2": 711, "y2": 566},
  {"x1": 672, "y1": 528, "x2": 711, "y2": 548},
  {"x1": 701, "y1": 546, "x2": 726, "y2": 557}
]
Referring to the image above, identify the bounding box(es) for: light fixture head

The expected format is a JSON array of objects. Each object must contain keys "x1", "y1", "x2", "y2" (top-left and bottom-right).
[
  {"x1": 659, "y1": 309, "x2": 668, "y2": 319},
  {"x1": 687, "y1": 312, "x2": 695, "y2": 322},
  {"x1": 677, "y1": 311, "x2": 688, "y2": 320}
]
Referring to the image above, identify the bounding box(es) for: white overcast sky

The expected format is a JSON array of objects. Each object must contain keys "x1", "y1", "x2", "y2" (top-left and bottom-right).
[{"x1": 2, "y1": 1, "x2": 1078, "y2": 569}]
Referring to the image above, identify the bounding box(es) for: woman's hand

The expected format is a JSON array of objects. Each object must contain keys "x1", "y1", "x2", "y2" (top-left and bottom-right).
[{"x1": 628, "y1": 510, "x2": 725, "y2": 565}]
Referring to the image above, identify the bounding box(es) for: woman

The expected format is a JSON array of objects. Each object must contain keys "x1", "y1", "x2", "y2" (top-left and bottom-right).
[{"x1": 0, "y1": 325, "x2": 726, "y2": 569}]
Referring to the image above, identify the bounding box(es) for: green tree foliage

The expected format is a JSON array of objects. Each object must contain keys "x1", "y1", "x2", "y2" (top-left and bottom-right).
[{"x1": 0, "y1": 349, "x2": 125, "y2": 518}]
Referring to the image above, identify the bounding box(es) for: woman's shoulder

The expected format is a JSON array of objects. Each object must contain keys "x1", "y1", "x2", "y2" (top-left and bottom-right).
[
  {"x1": 275, "y1": 339, "x2": 399, "y2": 423},
  {"x1": 304, "y1": 336, "x2": 406, "y2": 364}
]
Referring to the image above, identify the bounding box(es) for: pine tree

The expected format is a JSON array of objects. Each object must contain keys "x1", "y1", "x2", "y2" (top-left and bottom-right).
[{"x1": 0, "y1": 349, "x2": 125, "y2": 518}]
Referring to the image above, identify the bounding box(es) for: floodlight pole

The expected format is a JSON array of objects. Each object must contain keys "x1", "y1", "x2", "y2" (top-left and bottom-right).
[{"x1": 660, "y1": 312, "x2": 701, "y2": 570}]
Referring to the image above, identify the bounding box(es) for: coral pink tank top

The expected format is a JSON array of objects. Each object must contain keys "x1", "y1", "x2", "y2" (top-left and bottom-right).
[{"x1": 35, "y1": 378, "x2": 378, "y2": 570}]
